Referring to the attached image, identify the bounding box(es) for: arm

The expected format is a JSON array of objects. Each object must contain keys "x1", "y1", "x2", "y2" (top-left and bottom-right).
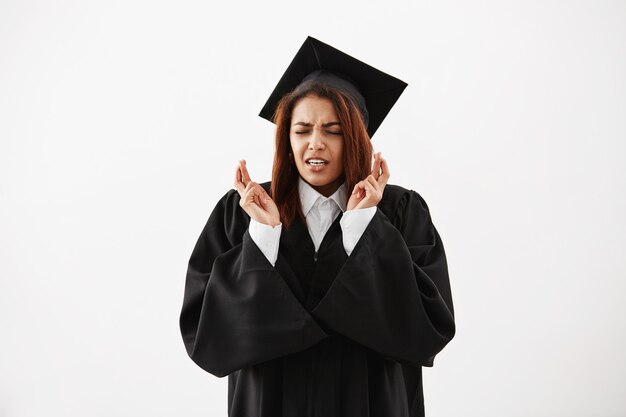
[
  {"x1": 311, "y1": 189, "x2": 455, "y2": 367},
  {"x1": 179, "y1": 190, "x2": 328, "y2": 377},
  {"x1": 249, "y1": 208, "x2": 377, "y2": 265},
  {"x1": 340, "y1": 206, "x2": 377, "y2": 256},
  {"x1": 248, "y1": 219, "x2": 282, "y2": 266}
]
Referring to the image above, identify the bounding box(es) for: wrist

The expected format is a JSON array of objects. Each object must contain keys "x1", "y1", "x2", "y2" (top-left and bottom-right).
[
  {"x1": 350, "y1": 202, "x2": 378, "y2": 211},
  {"x1": 250, "y1": 218, "x2": 282, "y2": 228},
  {"x1": 261, "y1": 217, "x2": 281, "y2": 228}
]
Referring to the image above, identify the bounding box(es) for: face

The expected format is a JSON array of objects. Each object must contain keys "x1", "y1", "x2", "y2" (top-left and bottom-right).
[{"x1": 289, "y1": 95, "x2": 344, "y2": 197}]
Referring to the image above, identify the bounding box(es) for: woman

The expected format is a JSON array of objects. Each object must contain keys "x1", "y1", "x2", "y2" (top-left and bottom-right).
[{"x1": 180, "y1": 37, "x2": 455, "y2": 417}]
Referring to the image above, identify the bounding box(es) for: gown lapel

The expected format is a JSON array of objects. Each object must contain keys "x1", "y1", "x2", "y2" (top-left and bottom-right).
[{"x1": 276, "y1": 212, "x2": 347, "y2": 313}]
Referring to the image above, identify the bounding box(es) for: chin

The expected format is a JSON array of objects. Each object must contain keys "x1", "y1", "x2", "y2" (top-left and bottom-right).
[
  {"x1": 303, "y1": 176, "x2": 327, "y2": 186},
  {"x1": 296, "y1": 165, "x2": 343, "y2": 189},
  {"x1": 306, "y1": 175, "x2": 344, "y2": 191}
]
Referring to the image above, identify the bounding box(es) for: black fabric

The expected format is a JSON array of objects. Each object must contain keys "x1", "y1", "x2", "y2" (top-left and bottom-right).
[
  {"x1": 258, "y1": 36, "x2": 408, "y2": 138},
  {"x1": 180, "y1": 182, "x2": 455, "y2": 417},
  {"x1": 297, "y1": 69, "x2": 370, "y2": 129}
]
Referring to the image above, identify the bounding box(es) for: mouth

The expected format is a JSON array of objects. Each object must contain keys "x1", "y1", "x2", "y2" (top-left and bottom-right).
[{"x1": 305, "y1": 158, "x2": 328, "y2": 166}]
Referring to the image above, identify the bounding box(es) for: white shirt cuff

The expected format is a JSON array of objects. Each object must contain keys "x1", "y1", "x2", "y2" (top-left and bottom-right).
[
  {"x1": 340, "y1": 206, "x2": 377, "y2": 256},
  {"x1": 248, "y1": 219, "x2": 282, "y2": 266}
]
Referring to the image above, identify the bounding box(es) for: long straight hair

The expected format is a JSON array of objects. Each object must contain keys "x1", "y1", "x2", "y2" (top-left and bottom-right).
[{"x1": 270, "y1": 83, "x2": 373, "y2": 228}]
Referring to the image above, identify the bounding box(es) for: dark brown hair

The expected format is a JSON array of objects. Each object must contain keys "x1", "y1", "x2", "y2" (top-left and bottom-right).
[{"x1": 270, "y1": 83, "x2": 373, "y2": 228}]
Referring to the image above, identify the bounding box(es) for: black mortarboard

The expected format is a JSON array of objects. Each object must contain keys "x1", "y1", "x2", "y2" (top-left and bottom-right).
[{"x1": 259, "y1": 36, "x2": 408, "y2": 138}]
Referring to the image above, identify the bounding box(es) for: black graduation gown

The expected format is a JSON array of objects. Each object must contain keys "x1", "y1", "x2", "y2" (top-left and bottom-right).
[{"x1": 179, "y1": 182, "x2": 455, "y2": 417}]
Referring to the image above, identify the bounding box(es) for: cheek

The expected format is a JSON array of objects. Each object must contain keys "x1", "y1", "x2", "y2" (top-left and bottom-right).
[
  {"x1": 289, "y1": 137, "x2": 301, "y2": 154},
  {"x1": 333, "y1": 142, "x2": 344, "y2": 160},
  {"x1": 289, "y1": 142, "x2": 303, "y2": 165}
]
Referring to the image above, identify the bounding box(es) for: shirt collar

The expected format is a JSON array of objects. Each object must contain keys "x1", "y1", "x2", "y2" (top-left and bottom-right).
[{"x1": 298, "y1": 176, "x2": 348, "y2": 216}]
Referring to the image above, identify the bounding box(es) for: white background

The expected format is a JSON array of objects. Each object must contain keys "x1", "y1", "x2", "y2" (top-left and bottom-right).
[{"x1": 1, "y1": 0, "x2": 625, "y2": 416}]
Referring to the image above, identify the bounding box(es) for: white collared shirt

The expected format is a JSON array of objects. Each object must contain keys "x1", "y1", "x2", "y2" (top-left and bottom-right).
[{"x1": 248, "y1": 177, "x2": 377, "y2": 266}]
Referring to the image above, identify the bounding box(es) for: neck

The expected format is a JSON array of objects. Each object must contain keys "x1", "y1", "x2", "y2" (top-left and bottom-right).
[{"x1": 312, "y1": 175, "x2": 344, "y2": 197}]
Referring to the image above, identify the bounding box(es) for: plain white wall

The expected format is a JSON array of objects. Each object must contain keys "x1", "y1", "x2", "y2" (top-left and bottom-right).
[{"x1": 1, "y1": 0, "x2": 625, "y2": 416}]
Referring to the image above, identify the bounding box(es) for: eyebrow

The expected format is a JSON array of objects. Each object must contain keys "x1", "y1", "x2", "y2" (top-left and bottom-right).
[{"x1": 293, "y1": 121, "x2": 341, "y2": 127}]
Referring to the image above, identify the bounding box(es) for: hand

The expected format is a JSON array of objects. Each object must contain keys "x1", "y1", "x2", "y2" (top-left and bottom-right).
[
  {"x1": 233, "y1": 159, "x2": 281, "y2": 227},
  {"x1": 346, "y1": 152, "x2": 390, "y2": 211}
]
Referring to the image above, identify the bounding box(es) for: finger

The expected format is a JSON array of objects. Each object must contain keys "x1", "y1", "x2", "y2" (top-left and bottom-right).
[
  {"x1": 257, "y1": 192, "x2": 266, "y2": 209},
  {"x1": 366, "y1": 176, "x2": 385, "y2": 199},
  {"x1": 260, "y1": 186, "x2": 271, "y2": 201},
  {"x1": 357, "y1": 182, "x2": 367, "y2": 199},
  {"x1": 362, "y1": 177, "x2": 381, "y2": 200},
  {"x1": 258, "y1": 188, "x2": 272, "y2": 209},
  {"x1": 234, "y1": 164, "x2": 245, "y2": 194},
  {"x1": 247, "y1": 182, "x2": 267, "y2": 204},
  {"x1": 253, "y1": 184, "x2": 268, "y2": 203},
  {"x1": 244, "y1": 181, "x2": 258, "y2": 194},
  {"x1": 241, "y1": 183, "x2": 262, "y2": 208},
  {"x1": 378, "y1": 157, "x2": 390, "y2": 186},
  {"x1": 241, "y1": 181, "x2": 256, "y2": 202},
  {"x1": 351, "y1": 181, "x2": 365, "y2": 195},
  {"x1": 240, "y1": 159, "x2": 252, "y2": 185},
  {"x1": 371, "y1": 152, "x2": 382, "y2": 180},
  {"x1": 366, "y1": 174, "x2": 380, "y2": 192}
]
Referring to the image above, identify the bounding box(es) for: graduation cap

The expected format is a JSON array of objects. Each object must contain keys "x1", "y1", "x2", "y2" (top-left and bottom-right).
[{"x1": 258, "y1": 36, "x2": 408, "y2": 138}]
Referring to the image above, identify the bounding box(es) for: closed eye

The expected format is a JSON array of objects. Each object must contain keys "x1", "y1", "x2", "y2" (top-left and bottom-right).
[{"x1": 294, "y1": 131, "x2": 342, "y2": 135}]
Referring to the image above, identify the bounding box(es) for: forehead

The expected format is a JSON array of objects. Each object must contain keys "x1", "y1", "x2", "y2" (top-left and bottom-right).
[{"x1": 291, "y1": 95, "x2": 337, "y2": 122}]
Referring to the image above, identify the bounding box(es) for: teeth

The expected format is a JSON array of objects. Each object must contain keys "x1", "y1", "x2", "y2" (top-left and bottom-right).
[{"x1": 308, "y1": 159, "x2": 326, "y2": 165}]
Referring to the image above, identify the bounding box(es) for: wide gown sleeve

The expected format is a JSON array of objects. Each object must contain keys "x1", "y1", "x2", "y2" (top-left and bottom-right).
[
  {"x1": 179, "y1": 189, "x2": 329, "y2": 377},
  {"x1": 310, "y1": 189, "x2": 455, "y2": 367}
]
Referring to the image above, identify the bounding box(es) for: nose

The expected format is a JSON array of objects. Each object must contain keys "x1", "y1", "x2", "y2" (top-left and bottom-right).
[{"x1": 308, "y1": 128, "x2": 325, "y2": 150}]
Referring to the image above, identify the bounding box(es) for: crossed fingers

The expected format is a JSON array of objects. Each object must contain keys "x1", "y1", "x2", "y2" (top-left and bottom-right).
[
  {"x1": 234, "y1": 159, "x2": 274, "y2": 208},
  {"x1": 234, "y1": 159, "x2": 252, "y2": 195},
  {"x1": 371, "y1": 152, "x2": 390, "y2": 187},
  {"x1": 348, "y1": 153, "x2": 391, "y2": 210}
]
